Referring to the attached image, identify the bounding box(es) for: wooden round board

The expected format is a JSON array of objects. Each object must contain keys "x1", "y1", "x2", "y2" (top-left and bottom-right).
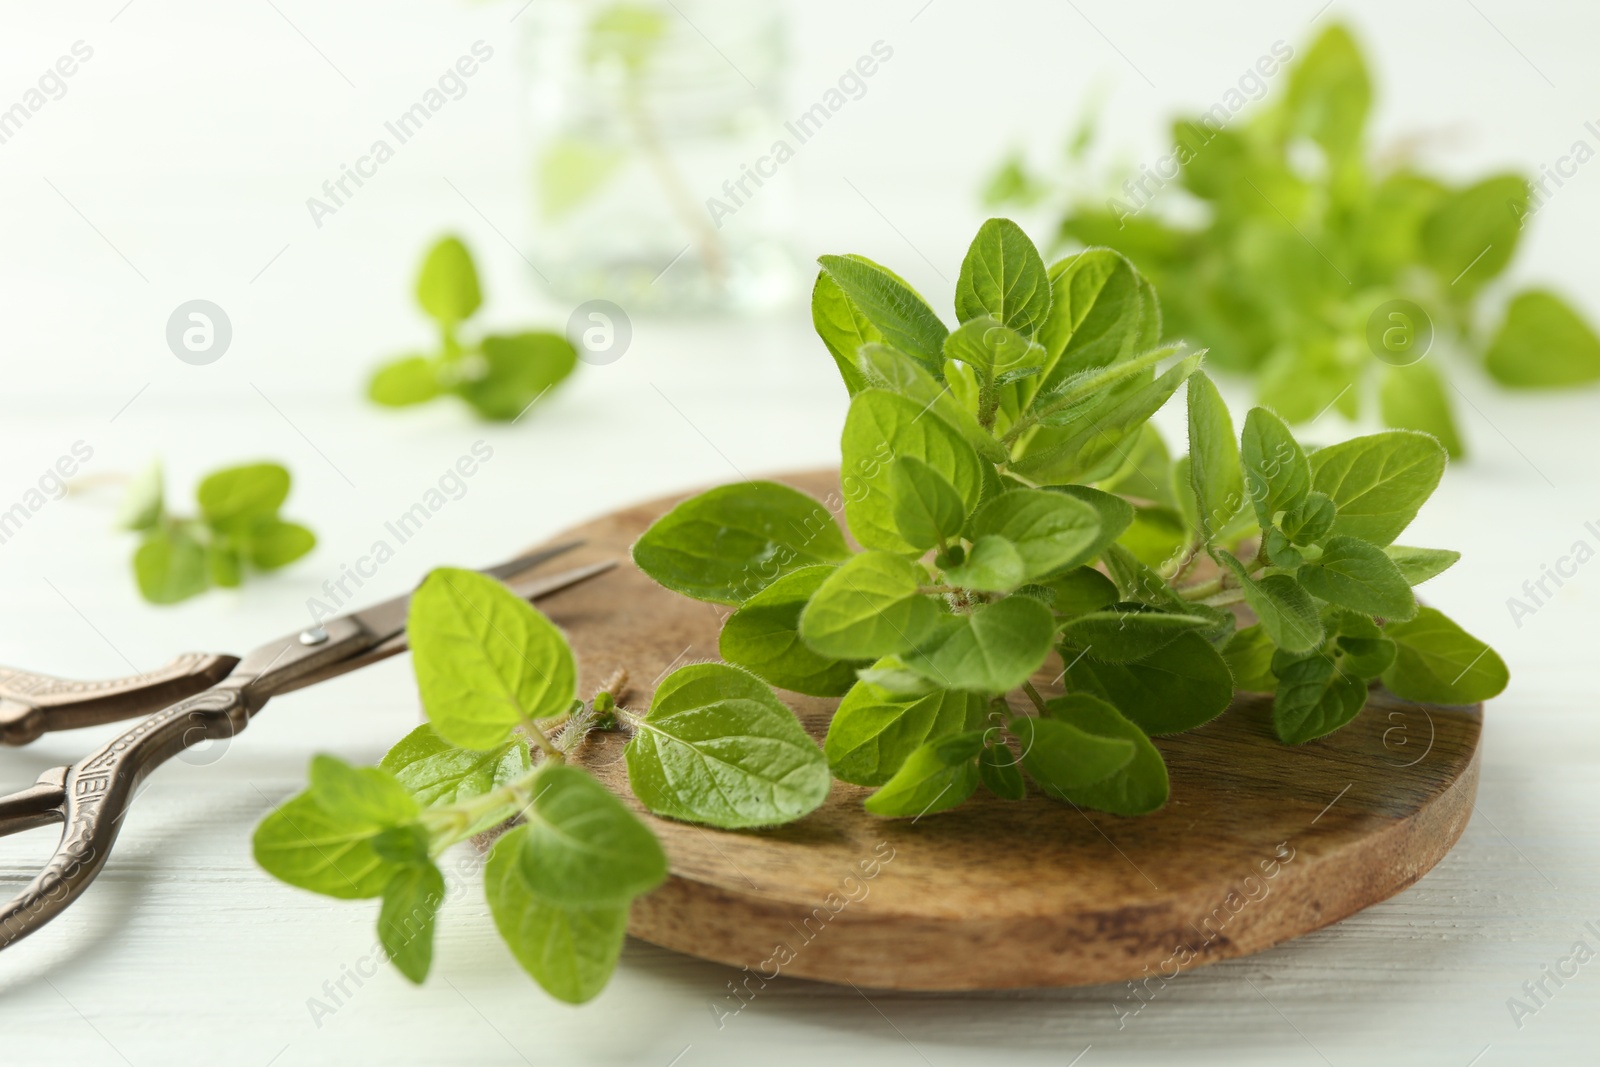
[{"x1": 526, "y1": 471, "x2": 1482, "y2": 991}]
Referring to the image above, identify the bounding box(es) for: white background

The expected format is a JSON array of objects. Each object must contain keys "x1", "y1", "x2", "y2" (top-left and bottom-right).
[{"x1": 0, "y1": 1, "x2": 1598, "y2": 1064}]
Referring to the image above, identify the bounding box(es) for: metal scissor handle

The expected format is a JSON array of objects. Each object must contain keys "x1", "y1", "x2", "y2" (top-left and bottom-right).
[
  {"x1": 0, "y1": 682, "x2": 254, "y2": 948},
  {"x1": 0, "y1": 653, "x2": 239, "y2": 746},
  {"x1": 0, "y1": 608, "x2": 380, "y2": 951}
]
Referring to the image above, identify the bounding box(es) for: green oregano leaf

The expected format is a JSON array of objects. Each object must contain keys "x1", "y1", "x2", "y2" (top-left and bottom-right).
[
  {"x1": 1010, "y1": 714, "x2": 1135, "y2": 794},
  {"x1": 415, "y1": 235, "x2": 482, "y2": 327},
  {"x1": 825, "y1": 679, "x2": 986, "y2": 786},
  {"x1": 1381, "y1": 607, "x2": 1509, "y2": 704},
  {"x1": 817, "y1": 253, "x2": 950, "y2": 371},
  {"x1": 954, "y1": 218, "x2": 1052, "y2": 337},
  {"x1": 1039, "y1": 695, "x2": 1169, "y2": 815},
  {"x1": 632, "y1": 481, "x2": 851, "y2": 605},
  {"x1": 719, "y1": 565, "x2": 867, "y2": 696},
  {"x1": 887, "y1": 455, "x2": 968, "y2": 551},
  {"x1": 379, "y1": 861, "x2": 445, "y2": 984},
  {"x1": 900, "y1": 595, "x2": 1055, "y2": 692},
  {"x1": 625, "y1": 663, "x2": 831, "y2": 828},
  {"x1": 1061, "y1": 631, "x2": 1233, "y2": 734},
  {"x1": 1185, "y1": 372, "x2": 1244, "y2": 541},
  {"x1": 978, "y1": 737, "x2": 1028, "y2": 799},
  {"x1": 516, "y1": 764, "x2": 667, "y2": 907},
  {"x1": 1241, "y1": 406, "x2": 1311, "y2": 529},
  {"x1": 1296, "y1": 535, "x2": 1418, "y2": 620},
  {"x1": 409, "y1": 567, "x2": 577, "y2": 750},
  {"x1": 798, "y1": 551, "x2": 941, "y2": 659},
  {"x1": 862, "y1": 730, "x2": 985, "y2": 818},
  {"x1": 485, "y1": 826, "x2": 630, "y2": 1004}
]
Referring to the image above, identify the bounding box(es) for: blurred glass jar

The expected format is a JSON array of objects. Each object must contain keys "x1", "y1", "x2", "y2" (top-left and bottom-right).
[{"x1": 520, "y1": 0, "x2": 796, "y2": 314}]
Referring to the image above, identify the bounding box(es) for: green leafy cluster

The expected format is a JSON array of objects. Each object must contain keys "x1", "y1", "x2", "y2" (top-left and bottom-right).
[
  {"x1": 118, "y1": 461, "x2": 315, "y2": 604},
  {"x1": 632, "y1": 217, "x2": 1508, "y2": 821},
  {"x1": 254, "y1": 567, "x2": 831, "y2": 1003},
  {"x1": 367, "y1": 236, "x2": 577, "y2": 421},
  {"x1": 986, "y1": 23, "x2": 1600, "y2": 456}
]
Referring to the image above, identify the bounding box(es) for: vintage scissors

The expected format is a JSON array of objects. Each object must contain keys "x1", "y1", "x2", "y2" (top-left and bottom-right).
[{"x1": 0, "y1": 544, "x2": 613, "y2": 950}]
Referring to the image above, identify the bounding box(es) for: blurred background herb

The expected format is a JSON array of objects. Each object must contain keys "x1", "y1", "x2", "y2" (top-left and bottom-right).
[
  {"x1": 985, "y1": 23, "x2": 1600, "y2": 457},
  {"x1": 119, "y1": 461, "x2": 315, "y2": 605},
  {"x1": 367, "y1": 235, "x2": 577, "y2": 421}
]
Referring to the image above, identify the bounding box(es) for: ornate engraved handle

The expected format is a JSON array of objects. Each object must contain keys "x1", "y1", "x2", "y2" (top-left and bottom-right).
[
  {"x1": 0, "y1": 684, "x2": 253, "y2": 949},
  {"x1": 0, "y1": 652, "x2": 238, "y2": 746}
]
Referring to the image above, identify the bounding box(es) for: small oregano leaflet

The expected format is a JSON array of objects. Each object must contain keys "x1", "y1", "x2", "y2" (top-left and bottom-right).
[
  {"x1": 120, "y1": 459, "x2": 315, "y2": 605},
  {"x1": 368, "y1": 235, "x2": 578, "y2": 421}
]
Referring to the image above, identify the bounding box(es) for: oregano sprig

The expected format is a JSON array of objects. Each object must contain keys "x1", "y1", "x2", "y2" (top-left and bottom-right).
[
  {"x1": 253, "y1": 567, "x2": 830, "y2": 1003},
  {"x1": 119, "y1": 460, "x2": 315, "y2": 604},
  {"x1": 367, "y1": 235, "x2": 578, "y2": 421},
  {"x1": 633, "y1": 216, "x2": 1508, "y2": 821}
]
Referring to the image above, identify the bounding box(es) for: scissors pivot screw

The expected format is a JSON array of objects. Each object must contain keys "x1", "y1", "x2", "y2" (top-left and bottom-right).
[{"x1": 298, "y1": 627, "x2": 329, "y2": 646}]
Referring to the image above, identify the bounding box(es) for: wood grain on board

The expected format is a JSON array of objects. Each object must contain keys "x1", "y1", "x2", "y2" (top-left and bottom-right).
[{"x1": 528, "y1": 471, "x2": 1482, "y2": 992}]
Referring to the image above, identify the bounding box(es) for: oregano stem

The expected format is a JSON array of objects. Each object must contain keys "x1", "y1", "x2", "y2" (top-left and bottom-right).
[{"x1": 1021, "y1": 680, "x2": 1048, "y2": 713}]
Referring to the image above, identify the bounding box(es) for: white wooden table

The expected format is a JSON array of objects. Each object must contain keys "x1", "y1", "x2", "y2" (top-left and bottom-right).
[{"x1": 3, "y1": 0, "x2": 1598, "y2": 1062}]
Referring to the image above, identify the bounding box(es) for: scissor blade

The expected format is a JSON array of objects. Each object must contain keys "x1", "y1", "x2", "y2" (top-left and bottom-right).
[
  {"x1": 338, "y1": 542, "x2": 585, "y2": 647},
  {"x1": 481, "y1": 541, "x2": 584, "y2": 583},
  {"x1": 269, "y1": 558, "x2": 616, "y2": 695}
]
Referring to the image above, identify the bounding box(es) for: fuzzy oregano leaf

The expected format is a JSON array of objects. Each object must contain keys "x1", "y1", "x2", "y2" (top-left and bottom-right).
[
  {"x1": 1185, "y1": 372, "x2": 1244, "y2": 541},
  {"x1": 1384, "y1": 545, "x2": 1460, "y2": 586},
  {"x1": 253, "y1": 755, "x2": 419, "y2": 900},
  {"x1": 1059, "y1": 606, "x2": 1218, "y2": 664},
  {"x1": 625, "y1": 663, "x2": 831, "y2": 829},
  {"x1": 811, "y1": 269, "x2": 880, "y2": 395},
  {"x1": 1241, "y1": 406, "x2": 1310, "y2": 529},
  {"x1": 719, "y1": 565, "x2": 867, "y2": 696},
  {"x1": 888, "y1": 455, "x2": 968, "y2": 550},
  {"x1": 954, "y1": 218, "x2": 1052, "y2": 337},
  {"x1": 841, "y1": 388, "x2": 986, "y2": 554},
  {"x1": 1040, "y1": 695, "x2": 1168, "y2": 815},
  {"x1": 824, "y1": 677, "x2": 986, "y2": 786},
  {"x1": 1272, "y1": 652, "x2": 1370, "y2": 745},
  {"x1": 1213, "y1": 551, "x2": 1324, "y2": 654},
  {"x1": 816, "y1": 253, "x2": 949, "y2": 372},
  {"x1": 633, "y1": 481, "x2": 850, "y2": 605},
  {"x1": 1010, "y1": 714, "x2": 1135, "y2": 795},
  {"x1": 1296, "y1": 535, "x2": 1417, "y2": 620},
  {"x1": 516, "y1": 764, "x2": 666, "y2": 907},
  {"x1": 967, "y1": 488, "x2": 1102, "y2": 581},
  {"x1": 1381, "y1": 607, "x2": 1508, "y2": 704},
  {"x1": 939, "y1": 535, "x2": 1026, "y2": 592},
  {"x1": 485, "y1": 826, "x2": 630, "y2": 1004},
  {"x1": 381, "y1": 723, "x2": 531, "y2": 827},
  {"x1": 1309, "y1": 430, "x2": 1445, "y2": 547},
  {"x1": 862, "y1": 730, "x2": 985, "y2": 818},
  {"x1": 799, "y1": 551, "x2": 941, "y2": 659},
  {"x1": 1061, "y1": 631, "x2": 1233, "y2": 734},
  {"x1": 900, "y1": 595, "x2": 1055, "y2": 693},
  {"x1": 409, "y1": 567, "x2": 577, "y2": 750}
]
